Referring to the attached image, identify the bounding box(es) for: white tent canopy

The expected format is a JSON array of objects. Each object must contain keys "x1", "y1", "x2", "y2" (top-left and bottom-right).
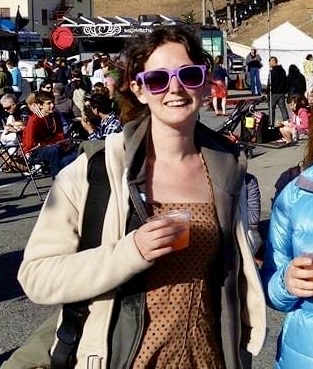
[
  {"x1": 252, "y1": 22, "x2": 313, "y2": 85},
  {"x1": 228, "y1": 41, "x2": 250, "y2": 59}
]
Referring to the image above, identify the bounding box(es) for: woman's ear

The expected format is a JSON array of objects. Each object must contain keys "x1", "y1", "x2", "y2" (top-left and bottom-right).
[{"x1": 130, "y1": 80, "x2": 148, "y2": 104}]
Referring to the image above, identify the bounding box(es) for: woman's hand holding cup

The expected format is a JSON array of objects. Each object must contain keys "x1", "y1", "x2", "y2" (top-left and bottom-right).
[{"x1": 134, "y1": 209, "x2": 191, "y2": 262}]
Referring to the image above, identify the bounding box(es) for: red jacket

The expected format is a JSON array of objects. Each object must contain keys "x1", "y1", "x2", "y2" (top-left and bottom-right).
[{"x1": 22, "y1": 111, "x2": 65, "y2": 154}]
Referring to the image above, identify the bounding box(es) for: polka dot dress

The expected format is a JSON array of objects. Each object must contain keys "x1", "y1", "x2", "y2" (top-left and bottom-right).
[{"x1": 132, "y1": 183, "x2": 225, "y2": 368}]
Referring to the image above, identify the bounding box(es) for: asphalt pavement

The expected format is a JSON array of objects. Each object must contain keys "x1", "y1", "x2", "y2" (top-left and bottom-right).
[{"x1": 0, "y1": 91, "x2": 305, "y2": 367}]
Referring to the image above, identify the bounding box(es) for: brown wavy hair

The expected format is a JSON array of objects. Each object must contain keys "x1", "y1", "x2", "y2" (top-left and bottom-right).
[{"x1": 117, "y1": 25, "x2": 212, "y2": 124}]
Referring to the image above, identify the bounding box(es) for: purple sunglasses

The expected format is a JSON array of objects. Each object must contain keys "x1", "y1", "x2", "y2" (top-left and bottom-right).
[{"x1": 136, "y1": 65, "x2": 207, "y2": 94}]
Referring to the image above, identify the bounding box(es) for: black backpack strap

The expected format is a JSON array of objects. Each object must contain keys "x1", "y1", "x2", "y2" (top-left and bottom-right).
[
  {"x1": 51, "y1": 150, "x2": 109, "y2": 369},
  {"x1": 80, "y1": 150, "x2": 110, "y2": 250}
]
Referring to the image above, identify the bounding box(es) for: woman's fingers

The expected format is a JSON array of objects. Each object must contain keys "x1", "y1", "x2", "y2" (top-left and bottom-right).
[{"x1": 134, "y1": 219, "x2": 186, "y2": 262}]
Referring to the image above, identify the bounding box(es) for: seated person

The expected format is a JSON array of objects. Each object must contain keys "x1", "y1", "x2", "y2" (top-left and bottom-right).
[
  {"x1": 66, "y1": 69, "x2": 91, "y2": 118},
  {"x1": 0, "y1": 93, "x2": 30, "y2": 129},
  {"x1": 22, "y1": 91, "x2": 77, "y2": 178},
  {"x1": 92, "y1": 81, "x2": 107, "y2": 95},
  {"x1": 0, "y1": 117, "x2": 26, "y2": 172},
  {"x1": 276, "y1": 95, "x2": 311, "y2": 143},
  {"x1": 38, "y1": 79, "x2": 53, "y2": 93},
  {"x1": 0, "y1": 93, "x2": 40, "y2": 173},
  {"x1": 104, "y1": 76, "x2": 119, "y2": 113},
  {"x1": 0, "y1": 94, "x2": 30, "y2": 153},
  {"x1": 80, "y1": 93, "x2": 122, "y2": 140},
  {"x1": 0, "y1": 119, "x2": 24, "y2": 153}
]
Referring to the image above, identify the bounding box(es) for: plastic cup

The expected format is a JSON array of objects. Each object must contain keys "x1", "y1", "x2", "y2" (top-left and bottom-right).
[{"x1": 146, "y1": 209, "x2": 191, "y2": 250}]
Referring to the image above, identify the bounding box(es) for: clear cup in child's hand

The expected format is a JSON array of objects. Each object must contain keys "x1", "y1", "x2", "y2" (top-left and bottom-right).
[{"x1": 146, "y1": 209, "x2": 191, "y2": 250}]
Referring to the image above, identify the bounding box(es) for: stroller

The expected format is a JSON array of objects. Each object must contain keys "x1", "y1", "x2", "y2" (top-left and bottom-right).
[{"x1": 218, "y1": 96, "x2": 280, "y2": 145}]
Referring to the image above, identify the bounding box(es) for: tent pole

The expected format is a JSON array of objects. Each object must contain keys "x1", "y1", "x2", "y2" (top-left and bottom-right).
[{"x1": 267, "y1": 0, "x2": 273, "y2": 128}]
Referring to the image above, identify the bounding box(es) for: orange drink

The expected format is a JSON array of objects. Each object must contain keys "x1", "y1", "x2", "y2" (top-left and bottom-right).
[
  {"x1": 170, "y1": 223, "x2": 190, "y2": 250},
  {"x1": 147, "y1": 209, "x2": 191, "y2": 250}
]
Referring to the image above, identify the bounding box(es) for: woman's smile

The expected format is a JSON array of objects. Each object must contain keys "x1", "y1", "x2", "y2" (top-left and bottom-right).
[{"x1": 164, "y1": 98, "x2": 192, "y2": 107}]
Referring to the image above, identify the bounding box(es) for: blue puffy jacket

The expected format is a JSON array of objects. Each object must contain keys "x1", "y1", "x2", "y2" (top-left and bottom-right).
[{"x1": 262, "y1": 165, "x2": 313, "y2": 369}]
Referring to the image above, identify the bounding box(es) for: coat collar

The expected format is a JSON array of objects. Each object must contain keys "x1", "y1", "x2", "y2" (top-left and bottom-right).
[
  {"x1": 123, "y1": 116, "x2": 246, "y2": 196},
  {"x1": 195, "y1": 122, "x2": 246, "y2": 195}
]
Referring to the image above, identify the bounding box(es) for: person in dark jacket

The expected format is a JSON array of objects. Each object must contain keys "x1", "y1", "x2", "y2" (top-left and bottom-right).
[
  {"x1": 245, "y1": 47, "x2": 262, "y2": 96},
  {"x1": 53, "y1": 58, "x2": 71, "y2": 86},
  {"x1": 267, "y1": 56, "x2": 289, "y2": 125},
  {"x1": 286, "y1": 64, "x2": 307, "y2": 103}
]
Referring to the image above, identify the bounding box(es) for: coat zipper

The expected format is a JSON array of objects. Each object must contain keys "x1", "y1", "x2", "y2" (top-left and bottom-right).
[
  {"x1": 124, "y1": 184, "x2": 147, "y2": 368},
  {"x1": 124, "y1": 293, "x2": 146, "y2": 369}
]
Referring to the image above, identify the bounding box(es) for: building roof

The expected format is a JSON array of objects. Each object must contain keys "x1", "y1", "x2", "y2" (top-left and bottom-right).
[{"x1": 59, "y1": 14, "x2": 186, "y2": 38}]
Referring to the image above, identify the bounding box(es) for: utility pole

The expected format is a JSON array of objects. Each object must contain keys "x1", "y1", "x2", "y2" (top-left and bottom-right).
[
  {"x1": 233, "y1": 0, "x2": 238, "y2": 29},
  {"x1": 202, "y1": 0, "x2": 207, "y2": 26},
  {"x1": 226, "y1": 0, "x2": 233, "y2": 34},
  {"x1": 207, "y1": 0, "x2": 218, "y2": 27}
]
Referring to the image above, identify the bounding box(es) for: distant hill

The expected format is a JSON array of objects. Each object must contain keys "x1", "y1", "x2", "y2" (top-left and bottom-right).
[
  {"x1": 93, "y1": 0, "x2": 313, "y2": 46},
  {"x1": 231, "y1": 0, "x2": 313, "y2": 45}
]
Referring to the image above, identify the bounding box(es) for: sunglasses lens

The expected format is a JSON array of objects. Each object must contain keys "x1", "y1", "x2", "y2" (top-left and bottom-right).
[
  {"x1": 179, "y1": 66, "x2": 204, "y2": 88},
  {"x1": 143, "y1": 70, "x2": 169, "y2": 92}
]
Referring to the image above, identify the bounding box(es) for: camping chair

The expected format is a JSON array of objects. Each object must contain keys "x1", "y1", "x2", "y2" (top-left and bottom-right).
[
  {"x1": 0, "y1": 126, "x2": 31, "y2": 175},
  {"x1": 0, "y1": 130, "x2": 45, "y2": 201},
  {"x1": 0, "y1": 139, "x2": 21, "y2": 173},
  {"x1": 14, "y1": 132, "x2": 45, "y2": 201}
]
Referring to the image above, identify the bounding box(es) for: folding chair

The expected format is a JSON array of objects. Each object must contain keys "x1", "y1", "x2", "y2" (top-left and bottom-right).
[
  {"x1": 0, "y1": 128, "x2": 16, "y2": 168},
  {"x1": 0, "y1": 140, "x2": 20, "y2": 173},
  {"x1": 0, "y1": 130, "x2": 45, "y2": 201},
  {"x1": 15, "y1": 132, "x2": 45, "y2": 201}
]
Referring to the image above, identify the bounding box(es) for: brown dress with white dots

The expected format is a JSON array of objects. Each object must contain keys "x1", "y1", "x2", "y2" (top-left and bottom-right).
[{"x1": 131, "y1": 196, "x2": 225, "y2": 368}]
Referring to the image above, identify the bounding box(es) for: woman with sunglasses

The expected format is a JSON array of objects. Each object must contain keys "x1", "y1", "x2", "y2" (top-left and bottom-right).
[
  {"x1": 39, "y1": 78, "x2": 54, "y2": 93},
  {"x1": 16, "y1": 26, "x2": 266, "y2": 369}
]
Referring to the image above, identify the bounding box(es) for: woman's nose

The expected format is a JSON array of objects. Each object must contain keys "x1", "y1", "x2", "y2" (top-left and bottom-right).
[{"x1": 168, "y1": 76, "x2": 184, "y2": 93}]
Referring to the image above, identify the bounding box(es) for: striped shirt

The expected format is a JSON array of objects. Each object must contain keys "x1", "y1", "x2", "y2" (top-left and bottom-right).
[{"x1": 88, "y1": 112, "x2": 122, "y2": 140}]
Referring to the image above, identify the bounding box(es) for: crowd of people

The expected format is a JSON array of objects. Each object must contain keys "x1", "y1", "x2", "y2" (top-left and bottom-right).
[
  {"x1": 265, "y1": 55, "x2": 312, "y2": 144},
  {"x1": 0, "y1": 54, "x2": 124, "y2": 177},
  {"x1": 2, "y1": 25, "x2": 313, "y2": 369}
]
